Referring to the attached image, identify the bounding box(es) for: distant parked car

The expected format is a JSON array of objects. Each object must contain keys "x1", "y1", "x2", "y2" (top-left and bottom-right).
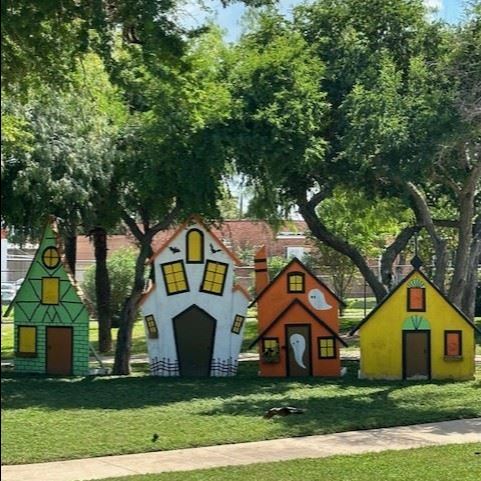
[{"x1": 1, "y1": 283, "x2": 16, "y2": 305}]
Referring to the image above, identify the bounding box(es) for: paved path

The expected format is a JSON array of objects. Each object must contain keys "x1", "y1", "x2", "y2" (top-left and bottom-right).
[{"x1": 2, "y1": 418, "x2": 480, "y2": 481}]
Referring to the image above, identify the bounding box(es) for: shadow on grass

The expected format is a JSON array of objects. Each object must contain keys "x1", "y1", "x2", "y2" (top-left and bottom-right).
[{"x1": 2, "y1": 362, "x2": 479, "y2": 431}]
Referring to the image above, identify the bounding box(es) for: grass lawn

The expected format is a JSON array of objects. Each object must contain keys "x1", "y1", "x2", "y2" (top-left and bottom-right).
[
  {"x1": 2, "y1": 361, "x2": 481, "y2": 465},
  {"x1": 100, "y1": 443, "x2": 481, "y2": 481}
]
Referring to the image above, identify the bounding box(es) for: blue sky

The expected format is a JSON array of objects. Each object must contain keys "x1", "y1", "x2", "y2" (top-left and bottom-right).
[{"x1": 180, "y1": 0, "x2": 468, "y2": 43}]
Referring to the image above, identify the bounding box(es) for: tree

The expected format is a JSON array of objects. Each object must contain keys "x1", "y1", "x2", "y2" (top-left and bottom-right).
[
  {"x1": 1, "y1": 54, "x2": 127, "y2": 351},
  {"x1": 229, "y1": 0, "x2": 479, "y2": 317},
  {"x1": 111, "y1": 30, "x2": 233, "y2": 374}
]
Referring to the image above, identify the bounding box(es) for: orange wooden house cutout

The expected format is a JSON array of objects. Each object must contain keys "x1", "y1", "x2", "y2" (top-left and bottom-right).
[{"x1": 249, "y1": 247, "x2": 347, "y2": 377}]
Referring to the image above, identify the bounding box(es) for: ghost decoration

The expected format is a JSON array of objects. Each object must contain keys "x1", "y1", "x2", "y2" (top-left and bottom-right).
[
  {"x1": 308, "y1": 288, "x2": 332, "y2": 311},
  {"x1": 289, "y1": 334, "x2": 307, "y2": 368}
]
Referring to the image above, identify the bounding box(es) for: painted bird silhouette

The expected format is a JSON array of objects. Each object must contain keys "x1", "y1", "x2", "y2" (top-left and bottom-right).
[
  {"x1": 169, "y1": 246, "x2": 180, "y2": 254},
  {"x1": 210, "y1": 243, "x2": 221, "y2": 254}
]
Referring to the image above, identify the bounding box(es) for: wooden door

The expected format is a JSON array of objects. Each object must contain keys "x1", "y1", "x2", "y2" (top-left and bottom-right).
[
  {"x1": 286, "y1": 324, "x2": 312, "y2": 376},
  {"x1": 46, "y1": 327, "x2": 73, "y2": 375},
  {"x1": 173, "y1": 305, "x2": 216, "y2": 377},
  {"x1": 403, "y1": 330, "x2": 430, "y2": 379}
]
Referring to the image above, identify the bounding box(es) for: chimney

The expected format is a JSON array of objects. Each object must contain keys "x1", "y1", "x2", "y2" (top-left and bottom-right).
[{"x1": 254, "y1": 246, "x2": 269, "y2": 295}]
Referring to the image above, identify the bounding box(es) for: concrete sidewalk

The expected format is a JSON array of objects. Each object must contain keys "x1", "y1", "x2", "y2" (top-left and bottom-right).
[{"x1": 2, "y1": 418, "x2": 480, "y2": 481}]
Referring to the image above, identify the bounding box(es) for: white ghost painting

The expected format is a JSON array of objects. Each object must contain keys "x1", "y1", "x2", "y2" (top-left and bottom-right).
[
  {"x1": 289, "y1": 333, "x2": 306, "y2": 368},
  {"x1": 308, "y1": 288, "x2": 332, "y2": 311}
]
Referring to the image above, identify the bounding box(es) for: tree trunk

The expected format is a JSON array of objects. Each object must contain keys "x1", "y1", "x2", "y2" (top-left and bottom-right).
[
  {"x1": 405, "y1": 182, "x2": 448, "y2": 290},
  {"x1": 461, "y1": 216, "x2": 481, "y2": 318},
  {"x1": 298, "y1": 201, "x2": 388, "y2": 302},
  {"x1": 91, "y1": 227, "x2": 112, "y2": 353},
  {"x1": 380, "y1": 225, "x2": 421, "y2": 290},
  {"x1": 448, "y1": 162, "x2": 481, "y2": 307},
  {"x1": 64, "y1": 232, "x2": 77, "y2": 277},
  {"x1": 112, "y1": 239, "x2": 151, "y2": 375}
]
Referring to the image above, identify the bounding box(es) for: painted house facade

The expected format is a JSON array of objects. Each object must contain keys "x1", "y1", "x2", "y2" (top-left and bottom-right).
[
  {"x1": 350, "y1": 262, "x2": 480, "y2": 380},
  {"x1": 5, "y1": 220, "x2": 90, "y2": 376},
  {"x1": 250, "y1": 247, "x2": 346, "y2": 377},
  {"x1": 139, "y1": 217, "x2": 250, "y2": 377}
]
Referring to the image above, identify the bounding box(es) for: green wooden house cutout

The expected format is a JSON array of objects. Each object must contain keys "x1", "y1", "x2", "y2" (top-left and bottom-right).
[{"x1": 5, "y1": 220, "x2": 90, "y2": 375}]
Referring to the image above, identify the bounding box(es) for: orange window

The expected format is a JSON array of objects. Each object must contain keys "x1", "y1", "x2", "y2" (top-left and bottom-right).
[
  {"x1": 407, "y1": 287, "x2": 425, "y2": 311},
  {"x1": 444, "y1": 331, "x2": 462, "y2": 357}
]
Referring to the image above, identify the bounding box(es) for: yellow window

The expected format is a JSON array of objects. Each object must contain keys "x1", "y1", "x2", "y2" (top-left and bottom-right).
[
  {"x1": 42, "y1": 247, "x2": 60, "y2": 269},
  {"x1": 161, "y1": 261, "x2": 189, "y2": 295},
  {"x1": 145, "y1": 315, "x2": 159, "y2": 339},
  {"x1": 201, "y1": 261, "x2": 228, "y2": 295},
  {"x1": 231, "y1": 315, "x2": 245, "y2": 334},
  {"x1": 186, "y1": 229, "x2": 204, "y2": 263},
  {"x1": 288, "y1": 272, "x2": 305, "y2": 292},
  {"x1": 17, "y1": 326, "x2": 37, "y2": 357},
  {"x1": 41, "y1": 277, "x2": 60, "y2": 304},
  {"x1": 318, "y1": 337, "x2": 336, "y2": 359},
  {"x1": 262, "y1": 338, "x2": 280, "y2": 362}
]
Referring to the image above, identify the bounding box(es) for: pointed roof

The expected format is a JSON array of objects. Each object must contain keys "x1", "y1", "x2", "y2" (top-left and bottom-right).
[
  {"x1": 148, "y1": 215, "x2": 242, "y2": 266},
  {"x1": 349, "y1": 267, "x2": 481, "y2": 336},
  {"x1": 4, "y1": 217, "x2": 89, "y2": 318},
  {"x1": 249, "y1": 257, "x2": 345, "y2": 308},
  {"x1": 249, "y1": 298, "x2": 348, "y2": 348}
]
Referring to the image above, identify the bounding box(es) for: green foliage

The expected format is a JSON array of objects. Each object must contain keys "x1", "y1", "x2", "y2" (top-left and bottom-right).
[
  {"x1": 82, "y1": 248, "x2": 139, "y2": 325},
  {"x1": 1, "y1": 54, "x2": 127, "y2": 239},
  {"x1": 267, "y1": 256, "x2": 289, "y2": 278}
]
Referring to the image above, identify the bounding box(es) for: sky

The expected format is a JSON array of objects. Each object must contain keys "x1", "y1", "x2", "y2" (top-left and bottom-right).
[{"x1": 180, "y1": 0, "x2": 468, "y2": 43}]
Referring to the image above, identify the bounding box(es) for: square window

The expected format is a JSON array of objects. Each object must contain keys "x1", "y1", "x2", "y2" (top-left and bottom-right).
[
  {"x1": 161, "y1": 261, "x2": 189, "y2": 295},
  {"x1": 318, "y1": 337, "x2": 336, "y2": 359},
  {"x1": 17, "y1": 326, "x2": 37, "y2": 357},
  {"x1": 41, "y1": 277, "x2": 60, "y2": 304},
  {"x1": 444, "y1": 331, "x2": 462, "y2": 357},
  {"x1": 262, "y1": 338, "x2": 280, "y2": 363},
  {"x1": 288, "y1": 272, "x2": 305, "y2": 293},
  {"x1": 201, "y1": 261, "x2": 228, "y2": 296}
]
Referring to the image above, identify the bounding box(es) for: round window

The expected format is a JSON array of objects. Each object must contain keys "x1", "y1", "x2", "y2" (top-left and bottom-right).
[{"x1": 42, "y1": 247, "x2": 60, "y2": 269}]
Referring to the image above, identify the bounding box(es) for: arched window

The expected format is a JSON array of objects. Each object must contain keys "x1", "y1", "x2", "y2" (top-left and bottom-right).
[{"x1": 186, "y1": 229, "x2": 204, "y2": 263}]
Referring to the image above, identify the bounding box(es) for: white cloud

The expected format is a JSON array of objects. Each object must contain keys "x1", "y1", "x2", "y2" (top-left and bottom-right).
[{"x1": 424, "y1": 0, "x2": 443, "y2": 12}]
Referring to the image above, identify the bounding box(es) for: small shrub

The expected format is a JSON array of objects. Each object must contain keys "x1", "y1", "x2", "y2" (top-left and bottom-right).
[{"x1": 82, "y1": 248, "x2": 138, "y2": 327}]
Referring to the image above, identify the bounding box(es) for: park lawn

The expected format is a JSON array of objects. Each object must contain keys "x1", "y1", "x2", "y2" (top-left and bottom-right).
[
  {"x1": 2, "y1": 361, "x2": 481, "y2": 465},
  {"x1": 100, "y1": 443, "x2": 481, "y2": 481}
]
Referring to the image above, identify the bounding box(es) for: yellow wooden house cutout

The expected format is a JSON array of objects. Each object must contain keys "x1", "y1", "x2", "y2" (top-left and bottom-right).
[{"x1": 350, "y1": 264, "x2": 480, "y2": 381}]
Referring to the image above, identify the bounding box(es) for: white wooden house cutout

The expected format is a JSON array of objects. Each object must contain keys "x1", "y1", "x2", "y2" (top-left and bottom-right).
[{"x1": 139, "y1": 216, "x2": 250, "y2": 376}]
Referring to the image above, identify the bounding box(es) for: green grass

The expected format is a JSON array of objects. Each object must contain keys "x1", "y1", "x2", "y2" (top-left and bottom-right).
[
  {"x1": 2, "y1": 361, "x2": 481, "y2": 465},
  {"x1": 100, "y1": 443, "x2": 481, "y2": 481}
]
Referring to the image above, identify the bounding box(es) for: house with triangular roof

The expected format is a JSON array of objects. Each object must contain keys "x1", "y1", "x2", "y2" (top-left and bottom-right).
[
  {"x1": 249, "y1": 247, "x2": 346, "y2": 377},
  {"x1": 5, "y1": 219, "x2": 90, "y2": 376},
  {"x1": 139, "y1": 216, "x2": 250, "y2": 376},
  {"x1": 350, "y1": 259, "x2": 480, "y2": 380}
]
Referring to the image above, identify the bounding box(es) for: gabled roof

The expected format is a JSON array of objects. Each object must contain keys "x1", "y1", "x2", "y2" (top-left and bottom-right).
[
  {"x1": 249, "y1": 298, "x2": 348, "y2": 348},
  {"x1": 250, "y1": 257, "x2": 345, "y2": 308},
  {"x1": 349, "y1": 268, "x2": 481, "y2": 336},
  {"x1": 4, "y1": 217, "x2": 90, "y2": 317},
  {"x1": 147, "y1": 215, "x2": 242, "y2": 266}
]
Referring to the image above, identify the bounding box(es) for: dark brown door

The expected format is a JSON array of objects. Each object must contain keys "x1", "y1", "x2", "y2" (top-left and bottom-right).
[
  {"x1": 173, "y1": 305, "x2": 216, "y2": 377},
  {"x1": 403, "y1": 330, "x2": 430, "y2": 379},
  {"x1": 46, "y1": 327, "x2": 73, "y2": 375},
  {"x1": 286, "y1": 324, "x2": 312, "y2": 376}
]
